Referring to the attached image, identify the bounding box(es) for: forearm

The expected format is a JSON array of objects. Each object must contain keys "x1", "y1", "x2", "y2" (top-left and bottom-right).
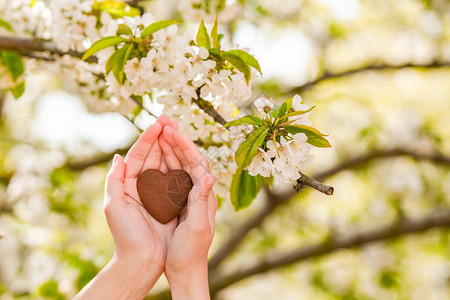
[
  {"x1": 168, "y1": 263, "x2": 211, "y2": 300},
  {"x1": 73, "y1": 255, "x2": 162, "y2": 300}
]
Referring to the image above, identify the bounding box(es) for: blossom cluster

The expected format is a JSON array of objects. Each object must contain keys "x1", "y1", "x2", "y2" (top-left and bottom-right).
[
  {"x1": 96, "y1": 14, "x2": 255, "y2": 138},
  {"x1": 242, "y1": 95, "x2": 316, "y2": 183},
  {"x1": 0, "y1": 0, "x2": 330, "y2": 204}
]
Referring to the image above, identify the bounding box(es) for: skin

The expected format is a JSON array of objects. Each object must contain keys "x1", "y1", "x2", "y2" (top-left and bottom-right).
[{"x1": 74, "y1": 115, "x2": 217, "y2": 300}]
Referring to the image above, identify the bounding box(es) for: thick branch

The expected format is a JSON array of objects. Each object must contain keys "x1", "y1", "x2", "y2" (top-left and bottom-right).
[
  {"x1": 0, "y1": 36, "x2": 97, "y2": 63},
  {"x1": 209, "y1": 210, "x2": 450, "y2": 294},
  {"x1": 208, "y1": 194, "x2": 284, "y2": 269},
  {"x1": 288, "y1": 61, "x2": 450, "y2": 94},
  {"x1": 63, "y1": 148, "x2": 130, "y2": 171},
  {"x1": 206, "y1": 148, "x2": 450, "y2": 271}
]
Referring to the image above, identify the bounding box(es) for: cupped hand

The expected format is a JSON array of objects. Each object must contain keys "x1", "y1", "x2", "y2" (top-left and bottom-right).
[
  {"x1": 159, "y1": 125, "x2": 217, "y2": 289},
  {"x1": 103, "y1": 115, "x2": 179, "y2": 273}
]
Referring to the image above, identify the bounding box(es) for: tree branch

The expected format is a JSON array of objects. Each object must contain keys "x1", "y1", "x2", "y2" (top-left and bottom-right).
[
  {"x1": 288, "y1": 61, "x2": 450, "y2": 94},
  {"x1": 192, "y1": 96, "x2": 228, "y2": 126},
  {"x1": 208, "y1": 209, "x2": 450, "y2": 294},
  {"x1": 295, "y1": 172, "x2": 334, "y2": 195},
  {"x1": 0, "y1": 36, "x2": 97, "y2": 63},
  {"x1": 208, "y1": 194, "x2": 285, "y2": 269},
  {"x1": 206, "y1": 148, "x2": 450, "y2": 271}
]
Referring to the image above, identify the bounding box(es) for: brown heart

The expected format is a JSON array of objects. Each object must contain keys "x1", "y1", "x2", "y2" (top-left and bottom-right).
[{"x1": 136, "y1": 169, "x2": 193, "y2": 224}]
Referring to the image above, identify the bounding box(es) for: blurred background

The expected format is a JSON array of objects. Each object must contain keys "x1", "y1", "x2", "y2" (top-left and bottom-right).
[{"x1": 1, "y1": 0, "x2": 450, "y2": 299}]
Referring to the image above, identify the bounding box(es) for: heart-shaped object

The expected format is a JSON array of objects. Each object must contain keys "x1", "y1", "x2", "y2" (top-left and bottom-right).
[{"x1": 137, "y1": 169, "x2": 193, "y2": 224}]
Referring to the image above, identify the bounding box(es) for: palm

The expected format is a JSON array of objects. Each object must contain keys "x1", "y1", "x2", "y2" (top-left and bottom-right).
[{"x1": 105, "y1": 117, "x2": 178, "y2": 268}]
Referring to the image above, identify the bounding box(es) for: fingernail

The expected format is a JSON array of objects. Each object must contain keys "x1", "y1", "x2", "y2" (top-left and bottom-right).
[{"x1": 113, "y1": 154, "x2": 120, "y2": 165}]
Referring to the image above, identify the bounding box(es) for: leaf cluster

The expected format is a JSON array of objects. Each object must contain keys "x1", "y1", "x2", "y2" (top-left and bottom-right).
[
  {"x1": 82, "y1": 19, "x2": 179, "y2": 84},
  {"x1": 195, "y1": 16, "x2": 262, "y2": 84},
  {"x1": 226, "y1": 96, "x2": 331, "y2": 210}
]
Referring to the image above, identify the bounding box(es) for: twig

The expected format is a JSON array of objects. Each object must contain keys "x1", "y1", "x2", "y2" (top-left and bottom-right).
[
  {"x1": 295, "y1": 172, "x2": 334, "y2": 195},
  {"x1": 192, "y1": 89, "x2": 228, "y2": 126},
  {"x1": 130, "y1": 95, "x2": 157, "y2": 118},
  {"x1": 208, "y1": 210, "x2": 450, "y2": 294}
]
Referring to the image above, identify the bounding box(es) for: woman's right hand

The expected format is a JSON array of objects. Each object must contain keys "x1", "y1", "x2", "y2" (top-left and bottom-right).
[{"x1": 159, "y1": 125, "x2": 218, "y2": 300}]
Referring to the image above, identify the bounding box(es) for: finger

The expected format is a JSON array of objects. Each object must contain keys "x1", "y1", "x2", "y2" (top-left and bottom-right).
[
  {"x1": 142, "y1": 139, "x2": 162, "y2": 171},
  {"x1": 162, "y1": 126, "x2": 191, "y2": 173},
  {"x1": 125, "y1": 122, "x2": 162, "y2": 178},
  {"x1": 159, "y1": 135, "x2": 183, "y2": 170},
  {"x1": 173, "y1": 130, "x2": 210, "y2": 182},
  {"x1": 188, "y1": 174, "x2": 216, "y2": 229},
  {"x1": 169, "y1": 120, "x2": 178, "y2": 130},
  {"x1": 160, "y1": 155, "x2": 169, "y2": 174},
  {"x1": 104, "y1": 154, "x2": 125, "y2": 208},
  {"x1": 157, "y1": 114, "x2": 170, "y2": 128},
  {"x1": 208, "y1": 190, "x2": 218, "y2": 228}
]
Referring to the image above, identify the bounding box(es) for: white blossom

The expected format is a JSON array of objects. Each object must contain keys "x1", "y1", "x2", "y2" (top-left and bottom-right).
[
  {"x1": 246, "y1": 148, "x2": 274, "y2": 177},
  {"x1": 254, "y1": 97, "x2": 274, "y2": 114}
]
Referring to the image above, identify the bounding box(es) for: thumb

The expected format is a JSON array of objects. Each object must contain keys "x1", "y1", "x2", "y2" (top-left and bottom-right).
[
  {"x1": 104, "y1": 154, "x2": 125, "y2": 208},
  {"x1": 188, "y1": 173, "x2": 217, "y2": 228}
]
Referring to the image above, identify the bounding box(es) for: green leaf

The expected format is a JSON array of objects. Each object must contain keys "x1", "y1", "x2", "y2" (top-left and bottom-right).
[
  {"x1": 117, "y1": 23, "x2": 133, "y2": 36},
  {"x1": 108, "y1": 43, "x2": 133, "y2": 84},
  {"x1": 217, "y1": 33, "x2": 224, "y2": 45},
  {"x1": 97, "y1": 0, "x2": 126, "y2": 9},
  {"x1": 222, "y1": 52, "x2": 251, "y2": 84},
  {"x1": 225, "y1": 49, "x2": 262, "y2": 74},
  {"x1": 230, "y1": 170, "x2": 263, "y2": 210},
  {"x1": 196, "y1": 20, "x2": 211, "y2": 49},
  {"x1": 284, "y1": 125, "x2": 331, "y2": 148},
  {"x1": 38, "y1": 280, "x2": 65, "y2": 300},
  {"x1": 224, "y1": 115, "x2": 264, "y2": 127},
  {"x1": 1, "y1": 51, "x2": 24, "y2": 81},
  {"x1": 284, "y1": 106, "x2": 315, "y2": 119},
  {"x1": 94, "y1": 0, "x2": 141, "y2": 17},
  {"x1": 101, "y1": 7, "x2": 140, "y2": 18},
  {"x1": 0, "y1": 19, "x2": 13, "y2": 31},
  {"x1": 277, "y1": 102, "x2": 287, "y2": 118},
  {"x1": 270, "y1": 106, "x2": 279, "y2": 118},
  {"x1": 235, "y1": 126, "x2": 269, "y2": 170},
  {"x1": 141, "y1": 19, "x2": 180, "y2": 38},
  {"x1": 284, "y1": 96, "x2": 293, "y2": 111},
  {"x1": 82, "y1": 36, "x2": 127, "y2": 60},
  {"x1": 211, "y1": 15, "x2": 219, "y2": 48},
  {"x1": 11, "y1": 82, "x2": 25, "y2": 99}
]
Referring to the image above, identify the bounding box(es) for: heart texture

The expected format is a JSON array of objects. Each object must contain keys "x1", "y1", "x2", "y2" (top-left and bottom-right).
[{"x1": 137, "y1": 169, "x2": 193, "y2": 224}]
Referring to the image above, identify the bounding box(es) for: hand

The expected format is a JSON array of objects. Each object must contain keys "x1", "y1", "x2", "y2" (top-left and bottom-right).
[
  {"x1": 104, "y1": 116, "x2": 178, "y2": 271},
  {"x1": 159, "y1": 125, "x2": 218, "y2": 299},
  {"x1": 75, "y1": 116, "x2": 179, "y2": 299}
]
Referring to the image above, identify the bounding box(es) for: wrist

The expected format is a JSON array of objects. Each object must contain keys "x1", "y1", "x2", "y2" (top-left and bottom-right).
[
  {"x1": 110, "y1": 255, "x2": 163, "y2": 296},
  {"x1": 167, "y1": 262, "x2": 210, "y2": 300},
  {"x1": 74, "y1": 255, "x2": 163, "y2": 300}
]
